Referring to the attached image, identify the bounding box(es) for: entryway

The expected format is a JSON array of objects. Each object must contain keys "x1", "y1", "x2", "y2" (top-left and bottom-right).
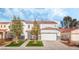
[{"x1": 0, "y1": 32, "x2": 3, "y2": 39}]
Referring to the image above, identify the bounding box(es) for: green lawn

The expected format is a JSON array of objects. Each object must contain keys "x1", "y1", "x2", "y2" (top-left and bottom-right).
[
  {"x1": 26, "y1": 40, "x2": 43, "y2": 47},
  {"x1": 6, "y1": 40, "x2": 24, "y2": 47}
]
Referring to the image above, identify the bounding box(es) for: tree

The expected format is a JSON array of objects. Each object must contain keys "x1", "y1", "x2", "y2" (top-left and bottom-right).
[
  {"x1": 75, "y1": 21, "x2": 79, "y2": 28},
  {"x1": 61, "y1": 21, "x2": 64, "y2": 28},
  {"x1": 69, "y1": 19, "x2": 77, "y2": 29},
  {"x1": 61, "y1": 16, "x2": 78, "y2": 29},
  {"x1": 63, "y1": 16, "x2": 72, "y2": 28},
  {"x1": 10, "y1": 16, "x2": 23, "y2": 43},
  {"x1": 31, "y1": 20, "x2": 40, "y2": 44}
]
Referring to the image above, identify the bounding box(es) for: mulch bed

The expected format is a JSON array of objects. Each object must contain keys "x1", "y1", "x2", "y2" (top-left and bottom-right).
[{"x1": 0, "y1": 40, "x2": 7, "y2": 46}]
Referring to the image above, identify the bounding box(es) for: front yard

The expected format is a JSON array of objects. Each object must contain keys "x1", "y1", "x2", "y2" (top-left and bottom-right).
[
  {"x1": 6, "y1": 40, "x2": 24, "y2": 47},
  {"x1": 26, "y1": 40, "x2": 43, "y2": 47}
]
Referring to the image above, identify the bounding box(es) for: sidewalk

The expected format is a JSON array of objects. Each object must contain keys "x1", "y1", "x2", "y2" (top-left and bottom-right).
[
  {"x1": 20, "y1": 40, "x2": 29, "y2": 47},
  {"x1": 0, "y1": 40, "x2": 79, "y2": 50}
]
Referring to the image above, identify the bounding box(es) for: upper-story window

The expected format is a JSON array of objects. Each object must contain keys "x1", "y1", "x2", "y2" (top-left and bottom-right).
[
  {"x1": 1, "y1": 25, "x2": 2, "y2": 28},
  {"x1": 0, "y1": 25, "x2": 6, "y2": 28},
  {"x1": 28, "y1": 25, "x2": 30, "y2": 29},
  {"x1": 4, "y1": 25, "x2": 6, "y2": 28},
  {"x1": 54, "y1": 24, "x2": 57, "y2": 28},
  {"x1": 9, "y1": 26, "x2": 10, "y2": 28}
]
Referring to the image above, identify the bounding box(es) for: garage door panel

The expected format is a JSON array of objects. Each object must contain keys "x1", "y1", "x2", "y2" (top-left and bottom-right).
[{"x1": 41, "y1": 33, "x2": 57, "y2": 40}]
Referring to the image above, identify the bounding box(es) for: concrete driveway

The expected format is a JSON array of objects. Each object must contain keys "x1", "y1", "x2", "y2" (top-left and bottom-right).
[
  {"x1": 42, "y1": 40, "x2": 79, "y2": 50},
  {"x1": 0, "y1": 40, "x2": 79, "y2": 50}
]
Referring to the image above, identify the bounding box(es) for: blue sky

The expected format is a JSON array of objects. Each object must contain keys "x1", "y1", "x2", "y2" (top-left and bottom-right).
[{"x1": 0, "y1": 8, "x2": 79, "y2": 24}]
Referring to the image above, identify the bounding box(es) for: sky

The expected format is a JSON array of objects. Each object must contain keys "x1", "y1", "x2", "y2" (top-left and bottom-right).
[{"x1": 0, "y1": 8, "x2": 79, "y2": 25}]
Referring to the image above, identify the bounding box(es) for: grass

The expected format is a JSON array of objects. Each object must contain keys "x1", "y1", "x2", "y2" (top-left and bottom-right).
[
  {"x1": 6, "y1": 40, "x2": 24, "y2": 47},
  {"x1": 26, "y1": 40, "x2": 43, "y2": 47}
]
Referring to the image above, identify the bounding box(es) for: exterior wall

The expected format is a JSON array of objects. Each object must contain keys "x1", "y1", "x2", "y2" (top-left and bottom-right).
[
  {"x1": 23, "y1": 31, "x2": 28, "y2": 39},
  {"x1": 0, "y1": 24, "x2": 10, "y2": 31},
  {"x1": 0, "y1": 21, "x2": 58, "y2": 40},
  {"x1": 0, "y1": 23, "x2": 10, "y2": 39},
  {"x1": 71, "y1": 29, "x2": 79, "y2": 41},
  {"x1": 23, "y1": 22, "x2": 33, "y2": 31},
  {"x1": 71, "y1": 29, "x2": 79, "y2": 33},
  {"x1": 41, "y1": 30, "x2": 59, "y2": 33},
  {"x1": 22, "y1": 22, "x2": 33, "y2": 39},
  {"x1": 71, "y1": 33, "x2": 79, "y2": 41},
  {"x1": 23, "y1": 21, "x2": 58, "y2": 40},
  {"x1": 0, "y1": 31, "x2": 6, "y2": 39}
]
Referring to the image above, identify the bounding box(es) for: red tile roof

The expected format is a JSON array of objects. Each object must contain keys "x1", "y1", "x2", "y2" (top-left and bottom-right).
[
  {"x1": 23, "y1": 20, "x2": 57, "y2": 24},
  {"x1": 0, "y1": 29, "x2": 7, "y2": 32},
  {"x1": 0, "y1": 22, "x2": 10, "y2": 24},
  {"x1": 0, "y1": 20, "x2": 57, "y2": 24},
  {"x1": 58, "y1": 28, "x2": 75, "y2": 33},
  {"x1": 41, "y1": 27, "x2": 57, "y2": 30}
]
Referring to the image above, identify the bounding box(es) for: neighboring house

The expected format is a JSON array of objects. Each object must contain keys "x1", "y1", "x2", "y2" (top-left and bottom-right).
[
  {"x1": 0, "y1": 20, "x2": 59, "y2": 41},
  {"x1": 59, "y1": 28, "x2": 79, "y2": 45},
  {"x1": 0, "y1": 22, "x2": 10, "y2": 39},
  {"x1": 71, "y1": 29, "x2": 79, "y2": 44},
  {"x1": 59, "y1": 28, "x2": 71, "y2": 40}
]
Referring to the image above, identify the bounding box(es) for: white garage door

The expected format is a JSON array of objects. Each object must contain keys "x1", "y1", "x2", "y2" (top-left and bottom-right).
[
  {"x1": 71, "y1": 34, "x2": 79, "y2": 41},
  {"x1": 41, "y1": 33, "x2": 57, "y2": 40}
]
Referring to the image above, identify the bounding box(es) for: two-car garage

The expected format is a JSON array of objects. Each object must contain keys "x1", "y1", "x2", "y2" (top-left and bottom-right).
[
  {"x1": 41, "y1": 33, "x2": 57, "y2": 40},
  {"x1": 41, "y1": 28, "x2": 59, "y2": 41}
]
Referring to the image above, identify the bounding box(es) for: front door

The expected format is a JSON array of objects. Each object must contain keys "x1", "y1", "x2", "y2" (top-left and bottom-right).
[{"x1": 28, "y1": 32, "x2": 32, "y2": 40}]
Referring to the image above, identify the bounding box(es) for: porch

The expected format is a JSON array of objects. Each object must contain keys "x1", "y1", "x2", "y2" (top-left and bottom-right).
[{"x1": 0, "y1": 29, "x2": 7, "y2": 40}]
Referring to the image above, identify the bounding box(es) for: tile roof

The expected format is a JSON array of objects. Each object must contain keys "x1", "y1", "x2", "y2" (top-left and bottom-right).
[
  {"x1": 0, "y1": 29, "x2": 7, "y2": 32},
  {"x1": 0, "y1": 22, "x2": 10, "y2": 24},
  {"x1": 58, "y1": 28, "x2": 75, "y2": 33},
  {"x1": 0, "y1": 20, "x2": 57, "y2": 24},
  {"x1": 41, "y1": 27, "x2": 57, "y2": 30},
  {"x1": 23, "y1": 20, "x2": 57, "y2": 24}
]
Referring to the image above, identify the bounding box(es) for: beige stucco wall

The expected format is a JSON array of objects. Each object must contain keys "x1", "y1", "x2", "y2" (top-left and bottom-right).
[{"x1": 71, "y1": 29, "x2": 79, "y2": 41}]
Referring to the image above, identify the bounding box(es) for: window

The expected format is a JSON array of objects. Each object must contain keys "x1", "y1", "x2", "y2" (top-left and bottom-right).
[
  {"x1": 9, "y1": 26, "x2": 10, "y2": 28},
  {"x1": 4, "y1": 25, "x2": 6, "y2": 28},
  {"x1": 1, "y1": 25, "x2": 2, "y2": 28},
  {"x1": 28, "y1": 25, "x2": 30, "y2": 28}
]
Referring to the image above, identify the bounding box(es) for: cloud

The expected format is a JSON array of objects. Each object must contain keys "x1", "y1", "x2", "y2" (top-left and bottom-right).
[
  {"x1": 0, "y1": 8, "x2": 67, "y2": 22},
  {"x1": 50, "y1": 8, "x2": 67, "y2": 17},
  {"x1": 3, "y1": 8, "x2": 13, "y2": 18},
  {"x1": 10, "y1": 8, "x2": 27, "y2": 19}
]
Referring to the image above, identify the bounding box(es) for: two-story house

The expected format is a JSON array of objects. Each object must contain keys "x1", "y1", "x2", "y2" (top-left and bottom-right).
[{"x1": 0, "y1": 20, "x2": 60, "y2": 41}]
